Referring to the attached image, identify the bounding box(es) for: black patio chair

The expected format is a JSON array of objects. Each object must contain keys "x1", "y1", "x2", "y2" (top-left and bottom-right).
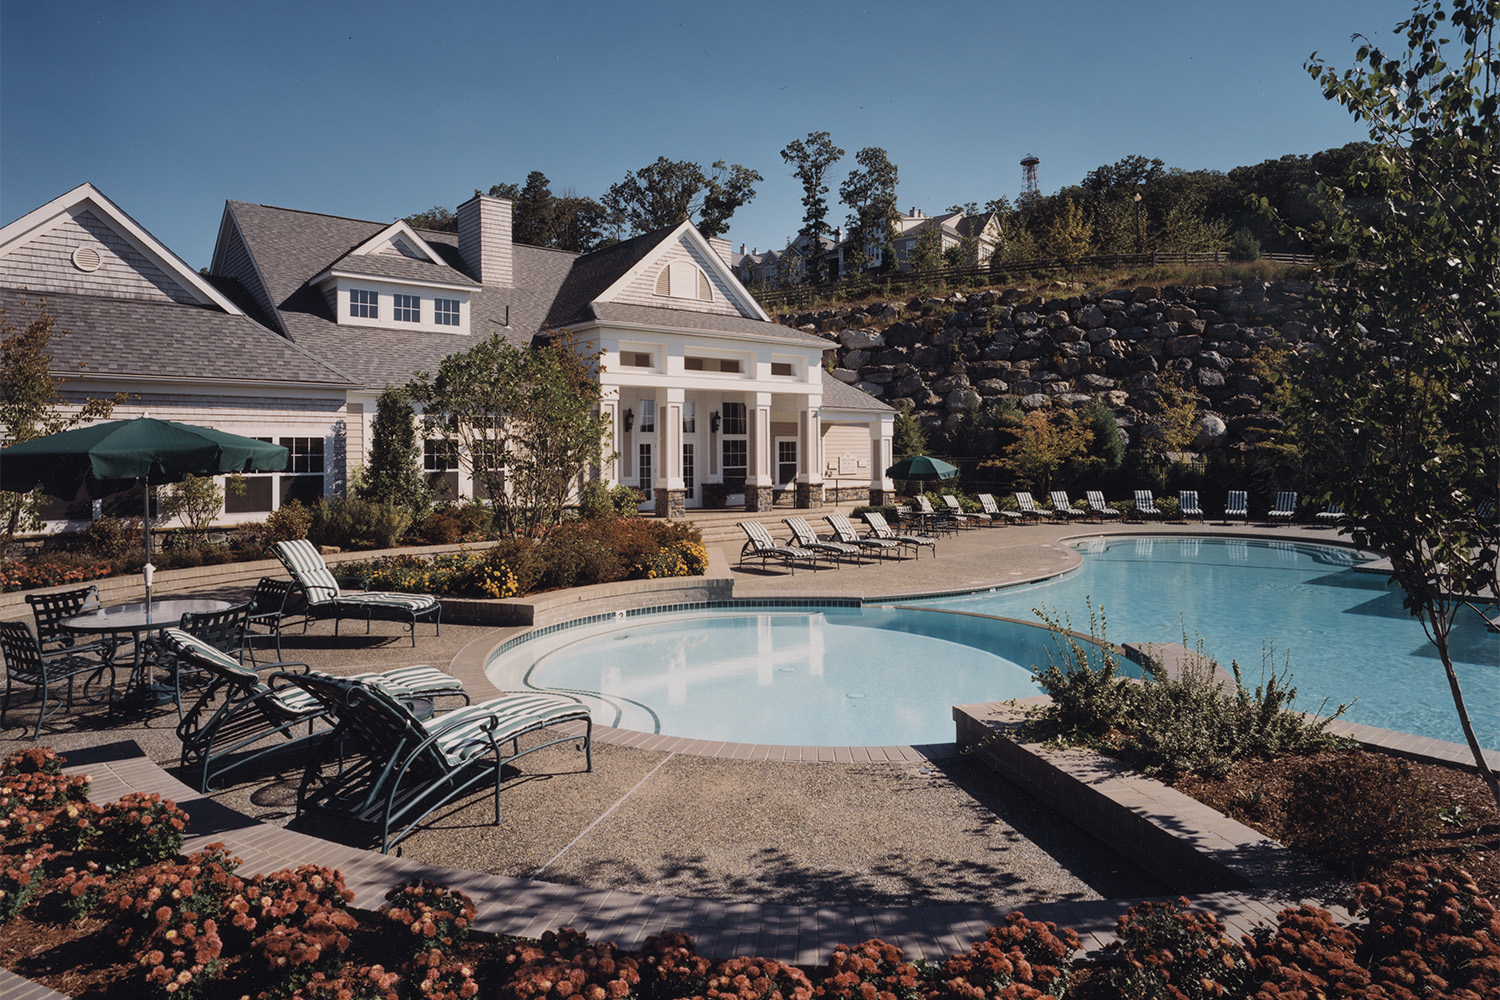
[
  {"x1": 0, "y1": 619, "x2": 116, "y2": 740},
  {"x1": 285, "y1": 671, "x2": 592, "y2": 853},
  {"x1": 25, "y1": 584, "x2": 117, "y2": 658},
  {"x1": 245, "y1": 577, "x2": 302, "y2": 664}
]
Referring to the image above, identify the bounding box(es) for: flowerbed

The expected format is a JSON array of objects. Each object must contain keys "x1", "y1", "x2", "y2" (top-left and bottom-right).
[
  {"x1": 342, "y1": 519, "x2": 708, "y2": 599},
  {"x1": 0, "y1": 557, "x2": 116, "y2": 593},
  {"x1": 4, "y1": 748, "x2": 1500, "y2": 999}
]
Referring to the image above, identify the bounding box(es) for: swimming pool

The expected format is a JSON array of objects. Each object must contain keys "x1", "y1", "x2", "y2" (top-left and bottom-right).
[
  {"x1": 487, "y1": 605, "x2": 1127, "y2": 746},
  {"x1": 487, "y1": 537, "x2": 1499, "y2": 749}
]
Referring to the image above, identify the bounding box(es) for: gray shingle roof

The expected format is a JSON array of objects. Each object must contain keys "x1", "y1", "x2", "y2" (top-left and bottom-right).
[
  {"x1": 323, "y1": 252, "x2": 480, "y2": 288},
  {"x1": 820, "y1": 370, "x2": 894, "y2": 412},
  {"x1": 0, "y1": 288, "x2": 354, "y2": 387}
]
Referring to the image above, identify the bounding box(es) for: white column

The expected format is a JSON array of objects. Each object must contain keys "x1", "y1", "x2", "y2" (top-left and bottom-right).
[
  {"x1": 662, "y1": 386, "x2": 685, "y2": 491},
  {"x1": 600, "y1": 397, "x2": 621, "y2": 485},
  {"x1": 871, "y1": 414, "x2": 894, "y2": 493},
  {"x1": 797, "y1": 404, "x2": 823, "y2": 486},
  {"x1": 746, "y1": 391, "x2": 773, "y2": 487}
]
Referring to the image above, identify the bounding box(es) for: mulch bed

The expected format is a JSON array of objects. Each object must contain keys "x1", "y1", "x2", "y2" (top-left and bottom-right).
[{"x1": 1171, "y1": 746, "x2": 1500, "y2": 900}]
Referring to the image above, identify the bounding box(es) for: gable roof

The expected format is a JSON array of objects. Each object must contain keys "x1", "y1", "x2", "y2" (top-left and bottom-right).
[
  {"x1": 820, "y1": 370, "x2": 894, "y2": 412},
  {"x1": 0, "y1": 183, "x2": 246, "y2": 314}
]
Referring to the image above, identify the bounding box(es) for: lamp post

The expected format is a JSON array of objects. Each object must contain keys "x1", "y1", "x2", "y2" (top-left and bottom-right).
[{"x1": 1133, "y1": 191, "x2": 1143, "y2": 253}]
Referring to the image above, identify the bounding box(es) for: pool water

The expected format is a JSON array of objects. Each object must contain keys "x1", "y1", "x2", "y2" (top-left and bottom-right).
[
  {"x1": 487, "y1": 606, "x2": 1123, "y2": 746},
  {"x1": 926, "y1": 537, "x2": 1499, "y2": 750},
  {"x1": 488, "y1": 538, "x2": 1499, "y2": 749}
]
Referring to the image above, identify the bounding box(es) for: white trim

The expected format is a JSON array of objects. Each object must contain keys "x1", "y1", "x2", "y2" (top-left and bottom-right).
[
  {"x1": 0, "y1": 183, "x2": 246, "y2": 315},
  {"x1": 567, "y1": 317, "x2": 820, "y2": 351},
  {"x1": 347, "y1": 220, "x2": 448, "y2": 265},
  {"x1": 593, "y1": 220, "x2": 772, "y2": 322},
  {"x1": 309, "y1": 267, "x2": 478, "y2": 294}
]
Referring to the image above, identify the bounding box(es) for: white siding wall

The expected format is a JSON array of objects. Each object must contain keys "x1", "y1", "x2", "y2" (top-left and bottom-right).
[
  {"x1": 0, "y1": 211, "x2": 198, "y2": 305},
  {"x1": 820, "y1": 424, "x2": 871, "y2": 479},
  {"x1": 614, "y1": 236, "x2": 743, "y2": 316}
]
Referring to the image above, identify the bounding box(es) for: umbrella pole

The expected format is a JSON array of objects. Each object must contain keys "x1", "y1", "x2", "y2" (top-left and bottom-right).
[{"x1": 142, "y1": 474, "x2": 154, "y2": 612}]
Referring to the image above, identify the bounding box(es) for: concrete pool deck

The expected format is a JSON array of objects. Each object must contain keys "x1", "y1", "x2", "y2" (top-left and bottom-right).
[{"x1": 3, "y1": 516, "x2": 1474, "y2": 992}]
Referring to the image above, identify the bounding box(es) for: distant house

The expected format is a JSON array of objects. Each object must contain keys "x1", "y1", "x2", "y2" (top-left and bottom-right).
[
  {"x1": 824, "y1": 209, "x2": 1002, "y2": 277},
  {"x1": 733, "y1": 230, "x2": 839, "y2": 288},
  {"x1": 0, "y1": 184, "x2": 895, "y2": 528}
]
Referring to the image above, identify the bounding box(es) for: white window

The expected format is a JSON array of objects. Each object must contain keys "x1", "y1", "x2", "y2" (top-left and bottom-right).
[
  {"x1": 226, "y1": 436, "x2": 325, "y2": 513},
  {"x1": 683, "y1": 357, "x2": 742, "y2": 373},
  {"x1": 423, "y1": 439, "x2": 458, "y2": 471},
  {"x1": 869, "y1": 245, "x2": 883, "y2": 267},
  {"x1": 682, "y1": 401, "x2": 696, "y2": 434},
  {"x1": 394, "y1": 293, "x2": 420, "y2": 323},
  {"x1": 720, "y1": 401, "x2": 747, "y2": 435},
  {"x1": 349, "y1": 288, "x2": 378, "y2": 318},
  {"x1": 638, "y1": 443, "x2": 653, "y2": 500},
  {"x1": 434, "y1": 298, "x2": 460, "y2": 326},
  {"x1": 638, "y1": 398, "x2": 655, "y2": 433}
]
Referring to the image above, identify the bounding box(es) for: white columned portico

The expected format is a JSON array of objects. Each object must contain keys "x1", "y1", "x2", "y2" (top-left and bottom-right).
[{"x1": 796, "y1": 402, "x2": 824, "y2": 507}]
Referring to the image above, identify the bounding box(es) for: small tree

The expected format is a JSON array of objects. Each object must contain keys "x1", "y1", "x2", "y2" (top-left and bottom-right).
[
  {"x1": 892, "y1": 403, "x2": 928, "y2": 459},
  {"x1": 1284, "y1": 0, "x2": 1500, "y2": 809},
  {"x1": 158, "y1": 474, "x2": 224, "y2": 538},
  {"x1": 986, "y1": 408, "x2": 1094, "y2": 495},
  {"x1": 360, "y1": 385, "x2": 430, "y2": 519},
  {"x1": 1044, "y1": 198, "x2": 1094, "y2": 266},
  {"x1": 0, "y1": 300, "x2": 121, "y2": 537},
  {"x1": 1139, "y1": 368, "x2": 1200, "y2": 466},
  {"x1": 908, "y1": 226, "x2": 944, "y2": 273},
  {"x1": 410, "y1": 335, "x2": 611, "y2": 537}
]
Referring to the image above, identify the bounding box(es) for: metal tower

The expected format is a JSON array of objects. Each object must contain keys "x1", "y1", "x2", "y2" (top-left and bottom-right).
[{"x1": 1020, "y1": 154, "x2": 1040, "y2": 197}]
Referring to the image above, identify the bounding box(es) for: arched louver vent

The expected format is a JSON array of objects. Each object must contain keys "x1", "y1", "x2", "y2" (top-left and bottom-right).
[
  {"x1": 72, "y1": 246, "x2": 102, "y2": 272},
  {"x1": 697, "y1": 269, "x2": 712, "y2": 301},
  {"x1": 655, "y1": 266, "x2": 672, "y2": 296}
]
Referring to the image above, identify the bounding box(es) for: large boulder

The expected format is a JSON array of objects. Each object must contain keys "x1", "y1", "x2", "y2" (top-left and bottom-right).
[
  {"x1": 830, "y1": 367, "x2": 860, "y2": 384},
  {"x1": 1192, "y1": 413, "x2": 1228, "y2": 449},
  {"x1": 839, "y1": 328, "x2": 886, "y2": 350}
]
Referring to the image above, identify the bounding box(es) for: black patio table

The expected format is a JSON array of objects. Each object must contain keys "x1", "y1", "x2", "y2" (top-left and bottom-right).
[{"x1": 64, "y1": 598, "x2": 232, "y2": 704}]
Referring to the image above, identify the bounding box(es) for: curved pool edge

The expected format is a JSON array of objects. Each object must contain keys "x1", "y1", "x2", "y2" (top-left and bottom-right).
[{"x1": 449, "y1": 529, "x2": 1391, "y2": 760}]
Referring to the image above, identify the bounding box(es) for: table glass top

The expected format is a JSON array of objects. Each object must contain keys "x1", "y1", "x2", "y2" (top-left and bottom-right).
[{"x1": 64, "y1": 599, "x2": 233, "y2": 631}]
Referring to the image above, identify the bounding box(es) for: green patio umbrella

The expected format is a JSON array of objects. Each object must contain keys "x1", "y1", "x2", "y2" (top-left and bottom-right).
[
  {"x1": 1, "y1": 416, "x2": 288, "y2": 602},
  {"x1": 885, "y1": 454, "x2": 959, "y2": 482}
]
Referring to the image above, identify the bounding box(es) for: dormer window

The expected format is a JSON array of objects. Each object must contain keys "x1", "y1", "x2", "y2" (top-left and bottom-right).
[
  {"x1": 654, "y1": 261, "x2": 713, "y2": 301},
  {"x1": 435, "y1": 298, "x2": 460, "y2": 326},
  {"x1": 350, "y1": 289, "x2": 378, "y2": 318},
  {"x1": 394, "y1": 293, "x2": 420, "y2": 323}
]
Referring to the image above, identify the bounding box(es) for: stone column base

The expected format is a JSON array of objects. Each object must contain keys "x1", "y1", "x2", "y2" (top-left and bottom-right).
[
  {"x1": 746, "y1": 485, "x2": 775, "y2": 512},
  {"x1": 868, "y1": 487, "x2": 890, "y2": 506},
  {"x1": 795, "y1": 482, "x2": 824, "y2": 508},
  {"x1": 654, "y1": 488, "x2": 687, "y2": 519}
]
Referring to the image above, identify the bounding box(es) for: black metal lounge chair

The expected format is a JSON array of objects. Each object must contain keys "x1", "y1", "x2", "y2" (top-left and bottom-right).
[
  {"x1": 273, "y1": 539, "x2": 441, "y2": 646},
  {"x1": 165, "y1": 627, "x2": 470, "y2": 792},
  {"x1": 978, "y1": 493, "x2": 1023, "y2": 524},
  {"x1": 1223, "y1": 490, "x2": 1249, "y2": 523},
  {"x1": 944, "y1": 494, "x2": 989, "y2": 526},
  {"x1": 1267, "y1": 491, "x2": 1298, "y2": 525},
  {"x1": 826, "y1": 513, "x2": 900, "y2": 559},
  {"x1": 284, "y1": 670, "x2": 591, "y2": 853},
  {"x1": 1014, "y1": 493, "x2": 1053, "y2": 524},
  {"x1": 1049, "y1": 492, "x2": 1087, "y2": 519},
  {"x1": 1179, "y1": 490, "x2": 1205, "y2": 521},
  {"x1": 738, "y1": 520, "x2": 824, "y2": 573},
  {"x1": 1133, "y1": 490, "x2": 1164, "y2": 520},
  {"x1": 784, "y1": 516, "x2": 861, "y2": 564},
  {"x1": 0, "y1": 620, "x2": 116, "y2": 740},
  {"x1": 859, "y1": 511, "x2": 934, "y2": 559},
  {"x1": 245, "y1": 577, "x2": 303, "y2": 664},
  {"x1": 1086, "y1": 491, "x2": 1122, "y2": 522}
]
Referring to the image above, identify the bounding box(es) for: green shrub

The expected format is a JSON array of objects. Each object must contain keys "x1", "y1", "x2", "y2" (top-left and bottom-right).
[
  {"x1": 1027, "y1": 605, "x2": 1133, "y2": 743},
  {"x1": 261, "y1": 500, "x2": 312, "y2": 543},
  {"x1": 82, "y1": 516, "x2": 129, "y2": 558},
  {"x1": 418, "y1": 502, "x2": 494, "y2": 545},
  {"x1": 310, "y1": 497, "x2": 411, "y2": 550},
  {"x1": 577, "y1": 481, "x2": 616, "y2": 520},
  {"x1": 1283, "y1": 754, "x2": 1440, "y2": 879}
]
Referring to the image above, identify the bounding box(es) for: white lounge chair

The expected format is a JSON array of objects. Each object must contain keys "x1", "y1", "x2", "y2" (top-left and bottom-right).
[
  {"x1": 826, "y1": 513, "x2": 900, "y2": 559},
  {"x1": 1267, "y1": 491, "x2": 1298, "y2": 524},
  {"x1": 1178, "y1": 490, "x2": 1204, "y2": 521},
  {"x1": 862, "y1": 511, "x2": 936, "y2": 559},
  {"x1": 1086, "y1": 491, "x2": 1121, "y2": 521},
  {"x1": 1223, "y1": 490, "x2": 1248, "y2": 523},
  {"x1": 1133, "y1": 490, "x2": 1163, "y2": 520},
  {"x1": 1049, "y1": 491, "x2": 1087, "y2": 519},
  {"x1": 1014, "y1": 493, "x2": 1052, "y2": 523},
  {"x1": 1316, "y1": 502, "x2": 1343, "y2": 524},
  {"x1": 784, "y1": 516, "x2": 860, "y2": 564}
]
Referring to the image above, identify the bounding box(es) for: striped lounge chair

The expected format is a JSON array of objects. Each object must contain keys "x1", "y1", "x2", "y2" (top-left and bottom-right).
[
  {"x1": 165, "y1": 627, "x2": 468, "y2": 792},
  {"x1": 273, "y1": 539, "x2": 441, "y2": 646},
  {"x1": 1049, "y1": 491, "x2": 1087, "y2": 519},
  {"x1": 861, "y1": 511, "x2": 936, "y2": 559},
  {"x1": 978, "y1": 493, "x2": 1023, "y2": 524},
  {"x1": 1178, "y1": 490, "x2": 1204, "y2": 521},
  {"x1": 1267, "y1": 491, "x2": 1298, "y2": 525},
  {"x1": 1014, "y1": 492, "x2": 1052, "y2": 523},
  {"x1": 1133, "y1": 490, "x2": 1164, "y2": 520},
  {"x1": 826, "y1": 513, "x2": 900, "y2": 559},
  {"x1": 739, "y1": 520, "x2": 824, "y2": 573},
  {"x1": 1223, "y1": 490, "x2": 1249, "y2": 523},
  {"x1": 785, "y1": 515, "x2": 861, "y2": 564},
  {"x1": 285, "y1": 670, "x2": 591, "y2": 853},
  {"x1": 1086, "y1": 491, "x2": 1121, "y2": 521}
]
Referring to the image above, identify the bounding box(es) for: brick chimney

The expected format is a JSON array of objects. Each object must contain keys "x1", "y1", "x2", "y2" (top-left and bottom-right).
[{"x1": 456, "y1": 194, "x2": 513, "y2": 287}]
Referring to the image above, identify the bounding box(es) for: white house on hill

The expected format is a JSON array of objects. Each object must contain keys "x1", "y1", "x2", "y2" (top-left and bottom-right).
[{"x1": 0, "y1": 184, "x2": 894, "y2": 528}]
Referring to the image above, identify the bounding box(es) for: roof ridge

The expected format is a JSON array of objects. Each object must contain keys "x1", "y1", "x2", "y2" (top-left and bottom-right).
[{"x1": 228, "y1": 200, "x2": 389, "y2": 229}]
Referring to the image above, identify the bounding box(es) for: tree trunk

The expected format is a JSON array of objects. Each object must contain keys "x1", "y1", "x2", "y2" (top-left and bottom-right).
[{"x1": 1430, "y1": 612, "x2": 1500, "y2": 814}]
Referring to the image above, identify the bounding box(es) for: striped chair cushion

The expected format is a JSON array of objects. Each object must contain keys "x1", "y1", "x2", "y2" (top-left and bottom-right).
[
  {"x1": 334, "y1": 592, "x2": 439, "y2": 613},
  {"x1": 352, "y1": 664, "x2": 463, "y2": 698},
  {"x1": 274, "y1": 539, "x2": 342, "y2": 602},
  {"x1": 429, "y1": 693, "x2": 588, "y2": 767},
  {"x1": 159, "y1": 628, "x2": 254, "y2": 680},
  {"x1": 264, "y1": 685, "x2": 323, "y2": 717}
]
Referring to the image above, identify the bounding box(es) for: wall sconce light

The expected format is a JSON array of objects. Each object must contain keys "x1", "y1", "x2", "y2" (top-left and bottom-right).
[
  {"x1": 623, "y1": 408, "x2": 634, "y2": 432},
  {"x1": 710, "y1": 410, "x2": 721, "y2": 433}
]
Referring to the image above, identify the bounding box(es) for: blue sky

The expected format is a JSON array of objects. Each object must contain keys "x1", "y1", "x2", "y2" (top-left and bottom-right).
[{"x1": 3, "y1": 0, "x2": 1416, "y2": 270}]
